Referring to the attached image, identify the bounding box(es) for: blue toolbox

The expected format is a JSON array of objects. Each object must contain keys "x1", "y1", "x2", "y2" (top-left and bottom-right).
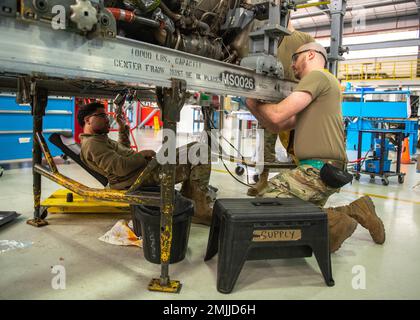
[
  {"x1": 365, "y1": 159, "x2": 391, "y2": 174},
  {"x1": 364, "y1": 138, "x2": 394, "y2": 174}
]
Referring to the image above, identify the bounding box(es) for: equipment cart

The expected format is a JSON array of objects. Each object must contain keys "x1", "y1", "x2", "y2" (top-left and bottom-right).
[{"x1": 351, "y1": 129, "x2": 406, "y2": 186}]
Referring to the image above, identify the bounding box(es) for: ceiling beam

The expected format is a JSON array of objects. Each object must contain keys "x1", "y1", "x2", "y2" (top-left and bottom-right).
[
  {"x1": 346, "y1": 39, "x2": 420, "y2": 51},
  {"x1": 298, "y1": 14, "x2": 419, "y2": 37},
  {"x1": 291, "y1": 0, "x2": 415, "y2": 20}
]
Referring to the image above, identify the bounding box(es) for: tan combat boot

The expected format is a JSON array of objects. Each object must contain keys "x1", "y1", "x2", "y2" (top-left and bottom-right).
[
  {"x1": 342, "y1": 196, "x2": 386, "y2": 244},
  {"x1": 325, "y1": 208, "x2": 358, "y2": 253},
  {"x1": 247, "y1": 170, "x2": 269, "y2": 196},
  {"x1": 181, "y1": 181, "x2": 213, "y2": 226}
]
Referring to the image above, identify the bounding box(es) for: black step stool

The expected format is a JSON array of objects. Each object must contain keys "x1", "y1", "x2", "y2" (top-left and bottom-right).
[{"x1": 204, "y1": 198, "x2": 334, "y2": 293}]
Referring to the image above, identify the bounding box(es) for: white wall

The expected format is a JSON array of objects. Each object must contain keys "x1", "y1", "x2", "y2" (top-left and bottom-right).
[{"x1": 177, "y1": 104, "x2": 200, "y2": 134}]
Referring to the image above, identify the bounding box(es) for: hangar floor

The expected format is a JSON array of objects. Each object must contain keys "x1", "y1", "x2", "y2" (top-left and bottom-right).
[{"x1": 0, "y1": 129, "x2": 419, "y2": 300}]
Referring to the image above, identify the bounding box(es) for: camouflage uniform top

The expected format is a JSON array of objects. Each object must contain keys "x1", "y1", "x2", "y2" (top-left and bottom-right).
[
  {"x1": 80, "y1": 127, "x2": 212, "y2": 191},
  {"x1": 293, "y1": 69, "x2": 347, "y2": 163},
  {"x1": 80, "y1": 129, "x2": 147, "y2": 189},
  {"x1": 278, "y1": 30, "x2": 315, "y2": 82}
]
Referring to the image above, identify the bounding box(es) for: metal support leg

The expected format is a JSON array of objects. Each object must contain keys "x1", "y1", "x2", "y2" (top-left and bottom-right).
[
  {"x1": 27, "y1": 84, "x2": 49, "y2": 227},
  {"x1": 357, "y1": 131, "x2": 362, "y2": 173},
  {"x1": 396, "y1": 132, "x2": 403, "y2": 174},
  {"x1": 236, "y1": 119, "x2": 243, "y2": 159},
  {"x1": 328, "y1": 0, "x2": 347, "y2": 76},
  {"x1": 201, "y1": 106, "x2": 212, "y2": 132},
  {"x1": 148, "y1": 79, "x2": 187, "y2": 293},
  {"x1": 379, "y1": 133, "x2": 385, "y2": 176},
  {"x1": 201, "y1": 105, "x2": 214, "y2": 148}
]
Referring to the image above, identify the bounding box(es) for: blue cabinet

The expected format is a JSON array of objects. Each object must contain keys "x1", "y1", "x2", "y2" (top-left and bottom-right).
[
  {"x1": 346, "y1": 120, "x2": 374, "y2": 152},
  {"x1": 0, "y1": 94, "x2": 74, "y2": 162},
  {"x1": 343, "y1": 90, "x2": 419, "y2": 155}
]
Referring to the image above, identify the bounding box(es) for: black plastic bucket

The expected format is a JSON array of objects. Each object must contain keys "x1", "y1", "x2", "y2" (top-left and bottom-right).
[{"x1": 132, "y1": 192, "x2": 194, "y2": 264}]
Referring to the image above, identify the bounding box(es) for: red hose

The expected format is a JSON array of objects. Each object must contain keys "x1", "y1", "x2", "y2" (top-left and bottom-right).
[
  {"x1": 348, "y1": 157, "x2": 367, "y2": 164},
  {"x1": 106, "y1": 8, "x2": 135, "y2": 23}
]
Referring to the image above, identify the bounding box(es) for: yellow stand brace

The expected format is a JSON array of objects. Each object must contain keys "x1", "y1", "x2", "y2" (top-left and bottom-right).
[{"x1": 41, "y1": 189, "x2": 130, "y2": 214}]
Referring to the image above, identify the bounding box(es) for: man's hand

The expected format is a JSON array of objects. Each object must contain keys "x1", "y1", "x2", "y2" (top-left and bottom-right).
[{"x1": 138, "y1": 150, "x2": 156, "y2": 161}]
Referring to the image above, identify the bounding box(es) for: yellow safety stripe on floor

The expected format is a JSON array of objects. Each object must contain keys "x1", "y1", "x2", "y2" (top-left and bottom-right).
[
  {"x1": 211, "y1": 168, "x2": 420, "y2": 205},
  {"x1": 340, "y1": 190, "x2": 420, "y2": 205},
  {"x1": 212, "y1": 168, "x2": 230, "y2": 174}
]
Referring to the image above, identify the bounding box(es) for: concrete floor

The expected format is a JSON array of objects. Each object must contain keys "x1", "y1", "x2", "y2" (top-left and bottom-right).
[{"x1": 0, "y1": 129, "x2": 419, "y2": 300}]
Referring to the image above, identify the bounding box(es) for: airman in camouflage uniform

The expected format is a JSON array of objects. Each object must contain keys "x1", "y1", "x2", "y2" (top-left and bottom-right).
[
  {"x1": 78, "y1": 102, "x2": 214, "y2": 226},
  {"x1": 248, "y1": 22, "x2": 314, "y2": 196},
  {"x1": 246, "y1": 43, "x2": 386, "y2": 252}
]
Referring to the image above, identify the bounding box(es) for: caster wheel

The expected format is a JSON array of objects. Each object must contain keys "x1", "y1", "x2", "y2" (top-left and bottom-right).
[
  {"x1": 381, "y1": 178, "x2": 389, "y2": 186},
  {"x1": 235, "y1": 166, "x2": 245, "y2": 176},
  {"x1": 370, "y1": 174, "x2": 375, "y2": 180},
  {"x1": 253, "y1": 174, "x2": 260, "y2": 183},
  {"x1": 39, "y1": 207, "x2": 48, "y2": 219},
  {"x1": 398, "y1": 175, "x2": 404, "y2": 184},
  {"x1": 354, "y1": 173, "x2": 361, "y2": 181}
]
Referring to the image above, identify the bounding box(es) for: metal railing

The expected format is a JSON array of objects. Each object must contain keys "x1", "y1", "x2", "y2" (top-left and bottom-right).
[{"x1": 338, "y1": 58, "x2": 420, "y2": 81}]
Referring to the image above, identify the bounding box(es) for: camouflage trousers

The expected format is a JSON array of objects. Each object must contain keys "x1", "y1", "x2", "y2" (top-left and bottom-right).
[
  {"x1": 263, "y1": 129, "x2": 278, "y2": 163},
  {"x1": 117, "y1": 128, "x2": 211, "y2": 193},
  {"x1": 260, "y1": 165, "x2": 339, "y2": 207},
  {"x1": 138, "y1": 142, "x2": 211, "y2": 193}
]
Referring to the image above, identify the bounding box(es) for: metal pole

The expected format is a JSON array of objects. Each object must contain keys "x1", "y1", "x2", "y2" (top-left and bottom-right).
[
  {"x1": 396, "y1": 133, "x2": 403, "y2": 174},
  {"x1": 27, "y1": 83, "x2": 49, "y2": 227},
  {"x1": 148, "y1": 79, "x2": 186, "y2": 293},
  {"x1": 417, "y1": 0, "x2": 420, "y2": 78},
  {"x1": 357, "y1": 131, "x2": 362, "y2": 173},
  {"x1": 328, "y1": 0, "x2": 347, "y2": 76},
  {"x1": 379, "y1": 133, "x2": 385, "y2": 176},
  {"x1": 159, "y1": 119, "x2": 177, "y2": 286}
]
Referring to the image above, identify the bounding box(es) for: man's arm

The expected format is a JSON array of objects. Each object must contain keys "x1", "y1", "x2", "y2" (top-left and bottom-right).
[
  {"x1": 118, "y1": 124, "x2": 131, "y2": 148},
  {"x1": 246, "y1": 91, "x2": 312, "y2": 132},
  {"x1": 115, "y1": 103, "x2": 131, "y2": 148},
  {"x1": 88, "y1": 145, "x2": 147, "y2": 177},
  {"x1": 82, "y1": 137, "x2": 147, "y2": 177}
]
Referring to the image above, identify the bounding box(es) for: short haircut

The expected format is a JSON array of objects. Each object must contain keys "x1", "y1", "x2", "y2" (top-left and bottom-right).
[
  {"x1": 296, "y1": 42, "x2": 328, "y2": 67},
  {"x1": 77, "y1": 102, "x2": 105, "y2": 127}
]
